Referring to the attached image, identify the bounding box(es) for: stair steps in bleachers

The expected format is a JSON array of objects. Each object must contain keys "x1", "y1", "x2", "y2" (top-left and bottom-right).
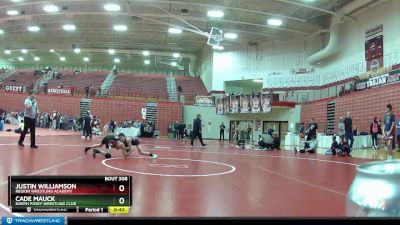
[
  {"x1": 145, "y1": 102, "x2": 158, "y2": 124},
  {"x1": 98, "y1": 71, "x2": 116, "y2": 97},
  {"x1": 34, "y1": 70, "x2": 54, "y2": 91},
  {"x1": 326, "y1": 101, "x2": 336, "y2": 135},
  {"x1": 166, "y1": 75, "x2": 178, "y2": 102},
  {"x1": 80, "y1": 98, "x2": 93, "y2": 116},
  {"x1": 0, "y1": 69, "x2": 16, "y2": 83}
]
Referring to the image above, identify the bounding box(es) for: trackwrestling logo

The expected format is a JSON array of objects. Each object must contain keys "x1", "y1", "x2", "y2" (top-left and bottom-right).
[{"x1": 2, "y1": 217, "x2": 64, "y2": 225}]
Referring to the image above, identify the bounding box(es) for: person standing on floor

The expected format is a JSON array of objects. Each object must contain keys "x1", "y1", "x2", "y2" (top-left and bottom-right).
[
  {"x1": 219, "y1": 122, "x2": 226, "y2": 141},
  {"x1": 383, "y1": 104, "x2": 395, "y2": 159},
  {"x1": 344, "y1": 112, "x2": 354, "y2": 151},
  {"x1": 306, "y1": 118, "x2": 318, "y2": 141},
  {"x1": 338, "y1": 117, "x2": 345, "y2": 142},
  {"x1": 370, "y1": 115, "x2": 380, "y2": 150},
  {"x1": 191, "y1": 114, "x2": 206, "y2": 147},
  {"x1": 396, "y1": 117, "x2": 400, "y2": 152},
  {"x1": 18, "y1": 91, "x2": 39, "y2": 148}
]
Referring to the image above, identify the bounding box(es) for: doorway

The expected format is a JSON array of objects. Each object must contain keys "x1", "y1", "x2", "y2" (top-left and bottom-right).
[{"x1": 262, "y1": 121, "x2": 288, "y2": 140}]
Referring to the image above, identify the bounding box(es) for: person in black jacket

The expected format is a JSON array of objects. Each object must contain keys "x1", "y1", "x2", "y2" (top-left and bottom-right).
[{"x1": 191, "y1": 114, "x2": 206, "y2": 147}]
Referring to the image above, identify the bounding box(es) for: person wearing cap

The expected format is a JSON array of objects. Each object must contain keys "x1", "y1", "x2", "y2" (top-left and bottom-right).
[
  {"x1": 84, "y1": 133, "x2": 130, "y2": 158},
  {"x1": 18, "y1": 91, "x2": 39, "y2": 148}
]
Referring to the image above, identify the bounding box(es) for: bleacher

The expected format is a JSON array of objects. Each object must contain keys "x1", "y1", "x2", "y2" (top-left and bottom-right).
[
  {"x1": 175, "y1": 76, "x2": 208, "y2": 103},
  {"x1": 108, "y1": 74, "x2": 168, "y2": 99},
  {"x1": 46, "y1": 71, "x2": 108, "y2": 90},
  {"x1": 2, "y1": 70, "x2": 44, "y2": 86}
]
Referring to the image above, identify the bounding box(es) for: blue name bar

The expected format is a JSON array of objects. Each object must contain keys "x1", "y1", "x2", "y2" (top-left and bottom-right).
[{"x1": 2, "y1": 217, "x2": 64, "y2": 225}]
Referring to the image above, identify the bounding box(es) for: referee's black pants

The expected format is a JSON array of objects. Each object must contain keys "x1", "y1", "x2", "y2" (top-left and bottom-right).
[{"x1": 19, "y1": 116, "x2": 36, "y2": 146}]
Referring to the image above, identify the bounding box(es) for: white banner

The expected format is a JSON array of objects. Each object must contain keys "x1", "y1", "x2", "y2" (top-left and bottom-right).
[
  {"x1": 194, "y1": 96, "x2": 215, "y2": 107},
  {"x1": 5, "y1": 85, "x2": 23, "y2": 92},
  {"x1": 48, "y1": 88, "x2": 71, "y2": 94}
]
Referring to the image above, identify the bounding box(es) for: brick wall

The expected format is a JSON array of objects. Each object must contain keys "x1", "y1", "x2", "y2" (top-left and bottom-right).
[
  {"x1": 0, "y1": 92, "x2": 81, "y2": 116},
  {"x1": 0, "y1": 93, "x2": 182, "y2": 136},
  {"x1": 301, "y1": 83, "x2": 400, "y2": 134},
  {"x1": 91, "y1": 98, "x2": 146, "y2": 126},
  {"x1": 157, "y1": 101, "x2": 183, "y2": 135}
]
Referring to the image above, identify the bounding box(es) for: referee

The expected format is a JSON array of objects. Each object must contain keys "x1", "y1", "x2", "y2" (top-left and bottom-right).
[{"x1": 18, "y1": 91, "x2": 39, "y2": 148}]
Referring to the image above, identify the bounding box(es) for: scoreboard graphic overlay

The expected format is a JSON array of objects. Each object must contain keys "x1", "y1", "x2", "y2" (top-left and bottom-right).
[{"x1": 8, "y1": 176, "x2": 132, "y2": 213}]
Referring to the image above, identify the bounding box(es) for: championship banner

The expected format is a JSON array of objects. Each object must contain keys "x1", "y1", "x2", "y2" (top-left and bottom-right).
[
  {"x1": 261, "y1": 94, "x2": 272, "y2": 113},
  {"x1": 251, "y1": 94, "x2": 261, "y2": 113},
  {"x1": 230, "y1": 95, "x2": 240, "y2": 113},
  {"x1": 48, "y1": 88, "x2": 71, "y2": 94},
  {"x1": 365, "y1": 35, "x2": 383, "y2": 73},
  {"x1": 240, "y1": 95, "x2": 250, "y2": 113},
  {"x1": 216, "y1": 99, "x2": 224, "y2": 115},
  {"x1": 5, "y1": 85, "x2": 23, "y2": 92},
  {"x1": 223, "y1": 97, "x2": 230, "y2": 114},
  {"x1": 194, "y1": 96, "x2": 215, "y2": 107}
]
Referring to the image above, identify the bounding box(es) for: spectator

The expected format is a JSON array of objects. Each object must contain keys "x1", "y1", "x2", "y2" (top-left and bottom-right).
[
  {"x1": 295, "y1": 135, "x2": 317, "y2": 154},
  {"x1": 325, "y1": 136, "x2": 339, "y2": 155},
  {"x1": 259, "y1": 131, "x2": 274, "y2": 150},
  {"x1": 338, "y1": 137, "x2": 351, "y2": 157},
  {"x1": 397, "y1": 117, "x2": 400, "y2": 152},
  {"x1": 383, "y1": 104, "x2": 395, "y2": 159},
  {"x1": 338, "y1": 117, "x2": 345, "y2": 142},
  {"x1": 370, "y1": 115, "x2": 380, "y2": 150},
  {"x1": 306, "y1": 118, "x2": 318, "y2": 141},
  {"x1": 219, "y1": 122, "x2": 226, "y2": 141},
  {"x1": 344, "y1": 112, "x2": 354, "y2": 150}
]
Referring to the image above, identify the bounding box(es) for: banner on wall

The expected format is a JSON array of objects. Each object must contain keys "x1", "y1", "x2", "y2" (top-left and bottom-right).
[
  {"x1": 194, "y1": 96, "x2": 215, "y2": 107},
  {"x1": 230, "y1": 95, "x2": 240, "y2": 113},
  {"x1": 216, "y1": 99, "x2": 224, "y2": 115},
  {"x1": 223, "y1": 97, "x2": 230, "y2": 114},
  {"x1": 48, "y1": 88, "x2": 71, "y2": 94},
  {"x1": 5, "y1": 85, "x2": 23, "y2": 92},
  {"x1": 355, "y1": 69, "x2": 400, "y2": 90},
  {"x1": 365, "y1": 35, "x2": 383, "y2": 72},
  {"x1": 261, "y1": 94, "x2": 272, "y2": 113},
  {"x1": 240, "y1": 95, "x2": 250, "y2": 113},
  {"x1": 251, "y1": 94, "x2": 261, "y2": 113}
]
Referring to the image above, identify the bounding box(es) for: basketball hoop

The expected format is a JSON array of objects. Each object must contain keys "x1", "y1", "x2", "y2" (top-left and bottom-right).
[{"x1": 207, "y1": 27, "x2": 223, "y2": 47}]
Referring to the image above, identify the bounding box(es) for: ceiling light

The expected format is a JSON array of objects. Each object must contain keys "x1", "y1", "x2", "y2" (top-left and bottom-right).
[
  {"x1": 21, "y1": 49, "x2": 27, "y2": 54},
  {"x1": 224, "y1": 33, "x2": 238, "y2": 40},
  {"x1": 18, "y1": 57, "x2": 23, "y2": 61},
  {"x1": 207, "y1": 10, "x2": 224, "y2": 18},
  {"x1": 142, "y1": 51, "x2": 150, "y2": 56},
  {"x1": 114, "y1": 58, "x2": 120, "y2": 63},
  {"x1": 34, "y1": 57, "x2": 40, "y2": 61},
  {"x1": 173, "y1": 53, "x2": 180, "y2": 58},
  {"x1": 253, "y1": 79, "x2": 263, "y2": 83},
  {"x1": 11, "y1": 0, "x2": 23, "y2": 2},
  {"x1": 28, "y1": 26, "x2": 40, "y2": 32},
  {"x1": 268, "y1": 18, "x2": 283, "y2": 26},
  {"x1": 83, "y1": 57, "x2": 90, "y2": 62},
  {"x1": 171, "y1": 62, "x2": 177, "y2": 67},
  {"x1": 104, "y1": 3, "x2": 121, "y2": 11},
  {"x1": 168, "y1": 28, "x2": 182, "y2": 34},
  {"x1": 108, "y1": 49, "x2": 115, "y2": 55},
  {"x1": 7, "y1": 10, "x2": 19, "y2": 16},
  {"x1": 0, "y1": 29, "x2": 4, "y2": 34},
  {"x1": 63, "y1": 24, "x2": 76, "y2": 31},
  {"x1": 213, "y1": 45, "x2": 224, "y2": 50},
  {"x1": 4, "y1": 50, "x2": 11, "y2": 54},
  {"x1": 43, "y1": 5, "x2": 59, "y2": 13},
  {"x1": 60, "y1": 57, "x2": 66, "y2": 61},
  {"x1": 144, "y1": 60, "x2": 150, "y2": 65},
  {"x1": 50, "y1": 49, "x2": 55, "y2": 52},
  {"x1": 113, "y1": 25, "x2": 127, "y2": 31},
  {"x1": 74, "y1": 48, "x2": 81, "y2": 53}
]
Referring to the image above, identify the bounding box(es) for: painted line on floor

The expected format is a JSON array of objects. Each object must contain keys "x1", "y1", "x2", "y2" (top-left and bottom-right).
[
  {"x1": 149, "y1": 163, "x2": 188, "y2": 169},
  {"x1": 250, "y1": 164, "x2": 346, "y2": 196},
  {"x1": 102, "y1": 157, "x2": 236, "y2": 177}
]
